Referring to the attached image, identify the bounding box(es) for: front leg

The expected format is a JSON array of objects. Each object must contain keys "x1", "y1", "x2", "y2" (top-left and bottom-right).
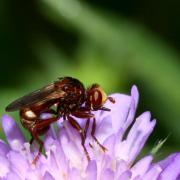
[
  {"x1": 90, "y1": 117, "x2": 107, "y2": 152},
  {"x1": 72, "y1": 109, "x2": 94, "y2": 119},
  {"x1": 72, "y1": 110, "x2": 107, "y2": 153}
]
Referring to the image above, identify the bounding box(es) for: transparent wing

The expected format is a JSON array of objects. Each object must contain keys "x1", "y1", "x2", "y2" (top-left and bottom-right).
[{"x1": 5, "y1": 83, "x2": 65, "y2": 112}]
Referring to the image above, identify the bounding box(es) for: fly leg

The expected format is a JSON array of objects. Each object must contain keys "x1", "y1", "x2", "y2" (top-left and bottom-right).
[
  {"x1": 84, "y1": 118, "x2": 90, "y2": 140},
  {"x1": 90, "y1": 117, "x2": 107, "y2": 152},
  {"x1": 31, "y1": 130, "x2": 44, "y2": 165},
  {"x1": 72, "y1": 111, "x2": 107, "y2": 152},
  {"x1": 29, "y1": 135, "x2": 34, "y2": 145},
  {"x1": 108, "y1": 96, "x2": 115, "y2": 103},
  {"x1": 30, "y1": 117, "x2": 58, "y2": 164},
  {"x1": 67, "y1": 116, "x2": 91, "y2": 161}
]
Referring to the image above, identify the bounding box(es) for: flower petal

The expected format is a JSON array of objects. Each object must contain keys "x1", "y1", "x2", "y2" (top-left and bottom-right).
[
  {"x1": 68, "y1": 168, "x2": 81, "y2": 180},
  {"x1": 103, "y1": 134, "x2": 116, "y2": 157},
  {"x1": 7, "y1": 151, "x2": 29, "y2": 179},
  {"x1": 95, "y1": 115, "x2": 113, "y2": 143},
  {"x1": 6, "y1": 172, "x2": 21, "y2": 180},
  {"x1": 115, "y1": 160, "x2": 129, "y2": 178},
  {"x1": 121, "y1": 85, "x2": 139, "y2": 133},
  {"x1": 44, "y1": 137, "x2": 69, "y2": 180},
  {"x1": 158, "y1": 152, "x2": 179, "y2": 169},
  {"x1": 43, "y1": 172, "x2": 55, "y2": 180},
  {"x1": 0, "y1": 140, "x2": 10, "y2": 156},
  {"x1": 96, "y1": 86, "x2": 139, "y2": 143},
  {"x1": 0, "y1": 86, "x2": 179, "y2": 180},
  {"x1": 106, "y1": 94, "x2": 131, "y2": 133},
  {"x1": 118, "y1": 112, "x2": 156, "y2": 164},
  {"x1": 158, "y1": 153, "x2": 180, "y2": 180},
  {"x1": 45, "y1": 136, "x2": 68, "y2": 171},
  {"x1": 131, "y1": 155, "x2": 153, "y2": 178},
  {"x1": 143, "y1": 165, "x2": 162, "y2": 180},
  {"x1": 100, "y1": 169, "x2": 114, "y2": 180},
  {"x1": 132, "y1": 176, "x2": 143, "y2": 180},
  {"x1": 59, "y1": 123, "x2": 88, "y2": 170},
  {"x1": 25, "y1": 170, "x2": 42, "y2": 180},
  {"x1": 0, "y1": 156, "x2": 10, "y2": 178},
  {"x1": 86, "y1": 160, "x2": 97, "y2": 180},
  {"x1": 2, "y1": 115, "x2": 25, "y2": 151},
  {"x1": 118, "y1": 170, "x2": 132, "y2": 180},
  {"x1": 95, "y1": 93, "x2": 131, "y2": 143}
]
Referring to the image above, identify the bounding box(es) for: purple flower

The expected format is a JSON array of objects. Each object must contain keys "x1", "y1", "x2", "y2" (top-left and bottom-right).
[{"x1": 0, "y1": 85, "x2": 180, "y2": 179}]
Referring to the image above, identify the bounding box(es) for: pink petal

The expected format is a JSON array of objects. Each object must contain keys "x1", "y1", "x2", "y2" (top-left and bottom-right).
[
  {"x1": 43, "y1": 172, "x2": 55, "y2": 180},
  {"x1": 115, "y1": 160, "x2": 129, "y2": 178},
  {"x1": 96, "y1": 86, "x2": 139, "y2": 143},
  {"x1": 107, "y1": 94, "x2": 131, "y2": 133},
  {"x1": 121, "y1": 85, "x2": 139, "y2": 132},
  {"x1": 118, "y1": 112, "x2": 156, "y2": 164},
  {"x1": 45, "y1": 137, "x2": 68, "y2": 172},
  {"x1": 143, "y1": 165, "x2": 162, "y2": 180},
  {"x1": 118, "y1": 170, "x2": 132, "y2": 180},
  {"x1": 25, "y1": 170, "x2": 42, "y2": 180},
  {"x1": 68, "y1": 168, "x2": 81, "y2": 180},
  {"x1": 158, "y1": 153, "x2": 179, "y2": 169},
  {"x1": 131, "y1": 155, "x2": 153, "y2": 178},
  {"x1": 44, "y1": 138, "x2": 69, "y2": 179},
  {"x1": 133, "y1": 176, "x2": 143, "y2": 180},
  {"x1": 103, "y1": 134, "x2": 116, "y2": 157},
  {"x1": 2, "y1": 115, "x2": 25, "y2": 151},
  {"x1": 86, "y1": 160, "x2": 97, "y2": 180},
  {"x1": 95, "y1": 93, "x2": 131, "y2": 143},
  {"x1": 100, "y1": 169, "x2": 114, "y2": 180},
  {"x1": 0, "y1": 156, "x2": 10, "y2": 178},
  {"x1": 158, "y1": 153, "x2": 180, "y2": 180},
  {"x1": 6, "y1": 172, "x2": 21, "y2": 180},
  {"x1": 7, "y1": 151, "x2": 29, "y2": 179},
  {"x1": 0, "y1": 140, "x2": 10, "y2": 156}
]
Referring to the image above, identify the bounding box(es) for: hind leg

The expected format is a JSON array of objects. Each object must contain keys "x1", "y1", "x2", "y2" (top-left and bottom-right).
[{"x1": 30, "y1": 117, "x2": 58, "y2": 164}]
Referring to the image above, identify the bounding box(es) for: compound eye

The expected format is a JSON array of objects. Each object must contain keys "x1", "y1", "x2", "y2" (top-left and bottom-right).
[
  {"x1": 90, "y1": 88, "x2": 107, "y2": 110},
  {"x1": 92, "y1": 90, "x2": 101, "y2": 105}
]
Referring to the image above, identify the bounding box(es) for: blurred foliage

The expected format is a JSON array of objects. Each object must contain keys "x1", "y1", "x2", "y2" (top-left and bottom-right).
[{"x1": 0, "y1": 0, "x2": 180, "y2": 159}]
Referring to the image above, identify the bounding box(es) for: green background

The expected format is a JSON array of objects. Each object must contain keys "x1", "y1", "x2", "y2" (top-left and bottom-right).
[{"x1": 0, "y1": 0, "x2": 180, "y2": 160}]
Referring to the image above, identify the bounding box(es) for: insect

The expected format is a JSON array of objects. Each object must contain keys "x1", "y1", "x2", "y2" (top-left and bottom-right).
[{"x1": 5, "y1": 77, "x2": 115, "y2": 163}]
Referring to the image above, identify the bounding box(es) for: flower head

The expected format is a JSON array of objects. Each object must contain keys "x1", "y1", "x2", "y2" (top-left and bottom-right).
[{"x1": 0, "y1": 85, "x2": 179, "y2": 179}]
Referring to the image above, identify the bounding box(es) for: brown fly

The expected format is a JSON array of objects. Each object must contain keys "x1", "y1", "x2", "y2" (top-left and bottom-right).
[{"x1": 5, "y1": 77, "x2": 115, "y2": 163}]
